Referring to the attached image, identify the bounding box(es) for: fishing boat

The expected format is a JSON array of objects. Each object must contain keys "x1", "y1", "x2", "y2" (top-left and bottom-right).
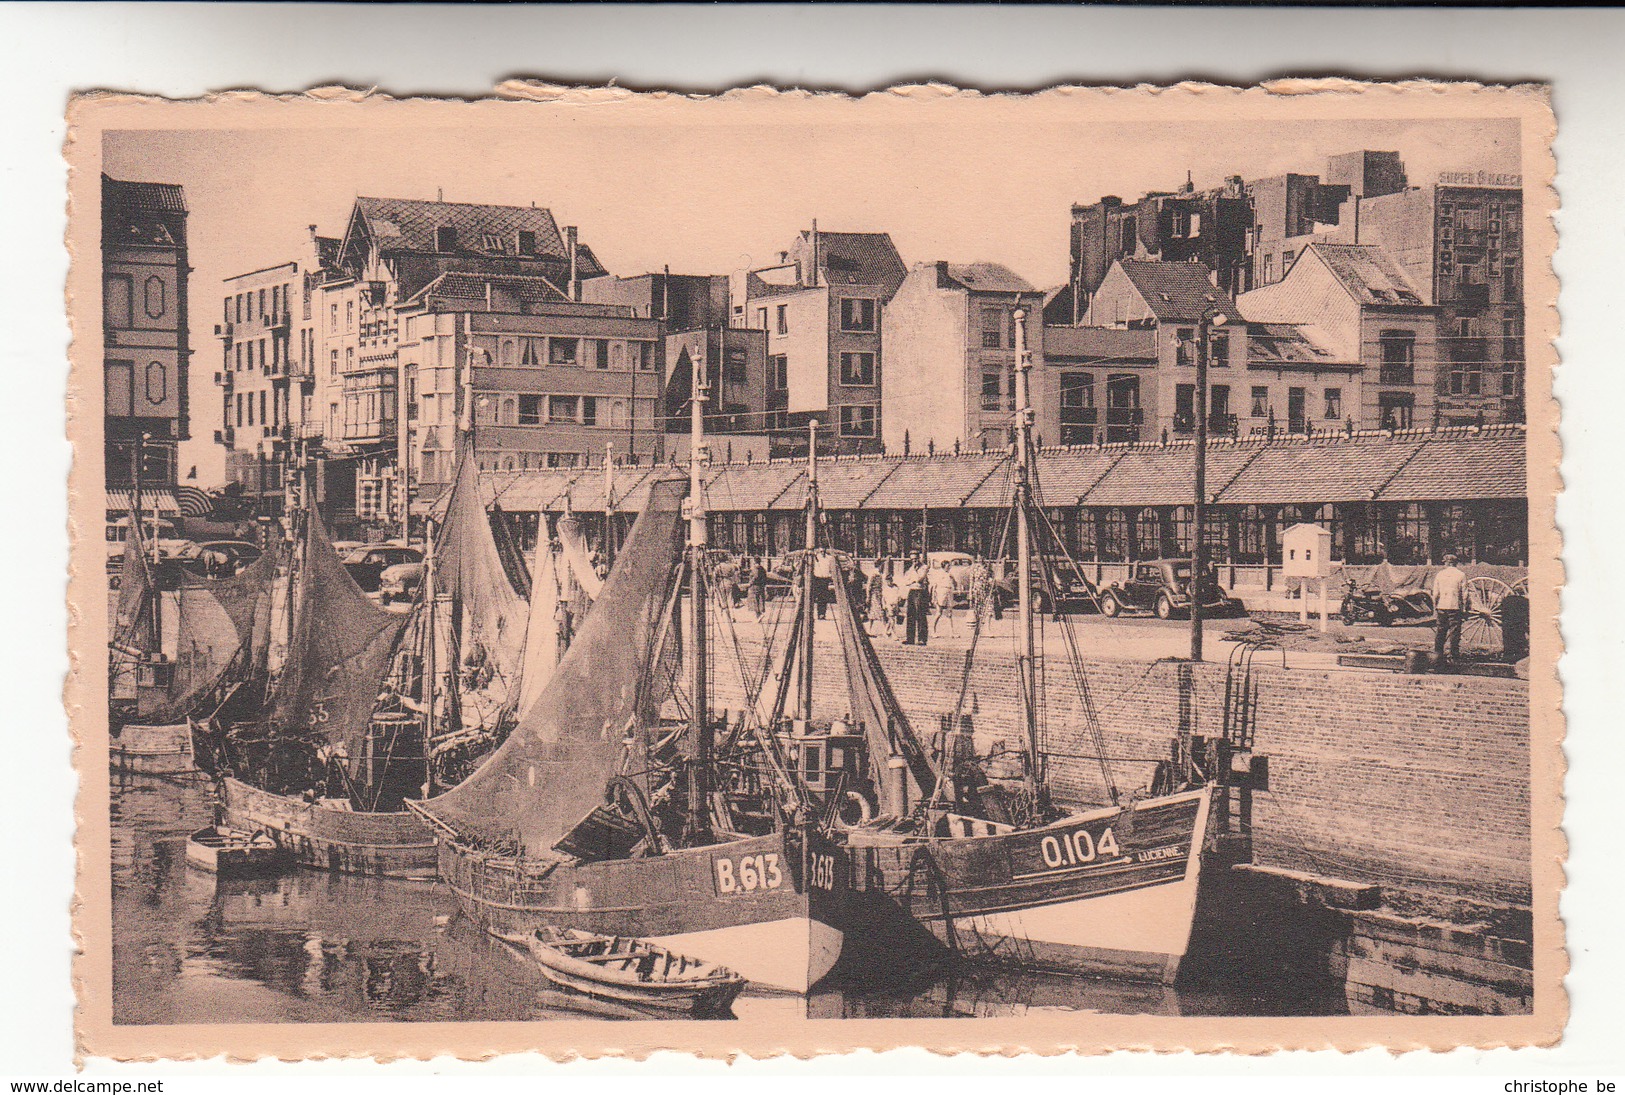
[
  {"x1": 184, "y1": 825, "x2": 290, "y2": 877},
  {"x1": 109, "y1": 516, "x2": 282, "y2": 776},
  {"x1": 218, "y1": 422, "x2": 573, "y2": 878},
  {"x1": 412, "y1": 356, "x2": 848, "y2": 996},
  {"x1": 501, "y1": 927, "x2": 746, "y2": 1017},
  {"x1": 766, "y1": 312, "x2": 1231, "y2": 985}
]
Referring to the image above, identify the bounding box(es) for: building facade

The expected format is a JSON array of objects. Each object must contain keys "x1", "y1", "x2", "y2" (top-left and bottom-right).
[
  {"x1": 103, "y1": 174, "x2": 190, "y2": 515},
  {"x1": 1239, "y1": 243, "x2": 1439, "y2": 431},
  {"x1": 395, "y1": 272, "x2": 665, "y2": 504},
  {"x1": 1078, "y1": 260, "x2": 1249, "y2": 443},
  {"x1": 738, "y1": 228, "x2": 907, "y2": 455},
  {"x1": 881, "y1": 262, "x2": 1048, "y2": 453}
]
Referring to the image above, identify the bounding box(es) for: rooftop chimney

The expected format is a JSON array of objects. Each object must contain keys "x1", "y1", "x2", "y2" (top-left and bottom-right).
[
  {"x1": 565, "y1": 225, "x2": 580, "y2": 301},
  {"x1": 810, "y1": 219, "x2": 820, "y2": 289}
]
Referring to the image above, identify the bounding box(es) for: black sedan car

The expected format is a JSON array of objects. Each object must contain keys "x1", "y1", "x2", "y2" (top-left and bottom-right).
[{"x1": 1098, "y1": 560, "x2": 1245, "y2": 620}]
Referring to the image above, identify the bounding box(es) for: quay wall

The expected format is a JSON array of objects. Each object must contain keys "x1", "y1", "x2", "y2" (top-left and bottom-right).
[{"x1": 708, "y1": 636, "x2": 1531, "y2": 909}]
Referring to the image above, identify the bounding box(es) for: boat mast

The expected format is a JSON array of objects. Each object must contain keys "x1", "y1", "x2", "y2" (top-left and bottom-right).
[
  {"x1": 421, "y1": 510, "x2": 437, "y2": 798},
  {"x1": 686, "y1": 324, "x2": 712, "y2": 841},
  {"x1": 798, "y1": 419, "x2": 818, "y2": 721},
  {"x1": 604, "y1": 440, "x2": 616, "y2": 560},
  {"x1": 1013, "y1": 308, "x2": 1042, "y2": 795}
]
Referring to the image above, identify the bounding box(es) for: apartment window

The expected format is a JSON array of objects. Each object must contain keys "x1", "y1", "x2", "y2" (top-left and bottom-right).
[
  {"x1": 769, "y1": 354, "x2": 788, "y2": 392},
  {"x1": 518, "y1": 395, "x2": 544, "y2": 425},
  {"x1": 549, "y1": 395, "x2": 579, "y2": 422},
  {"x1": 549, "y1": 338, "x2": 579, "y2": 366},
  {"x1": 609, "y1": 400, "x2": 628, "y2": 428},
  {"x1": 588, "y1": 340, "x2": 610, "y2": 370},
  {"x1": 246, "y1": 341, "x2": 255, "y2": 372},
  {"x1": 329, "y1": 302, "x2": 337, "y2": 329},
  {"x1": 840, "y1": 298, "x2": 876, "y2": 332},
  {"x1": 1174, "y1": 383, "x2": 1196, "y2": 431},
  {"x1": 1379, "y1": 330, "x2": 1416, "y2": 385},
  {"x1": 517, "y1": 230, "x2": 536, "y2": 254},
  {"x1": 329, "y1": 349, "x2": 338, "y2": 377},
  {"x1": 723, "y1": 346, "x2": 749, "y2": 384},
  {"x1": 1248, "y1": 383, "x2": 1268, "y2": 418},
  {"x1": 980, "y1": 369, "x2": 1005, "y2": 412},
  {"x1": 1211, "y1": 331, "x2": 1230, "y2": 367},
  {"x1": 1263, "y1": 256, "x2": 1274, "y2": 284},
  {"x1": 776, "y1": 305, "x2": 788, "y2": 336},
  {"x1": 1504, "y1": 257, "x2": 1520, "y2": 300},
  {"x1": 259, "y1": 390, "x2": 267, "y2": 427},
  {"x1": 143, "y1": 276, "x2": 166, "y2": 319},
  {"x1": 1175, "y1": 328, "x2": 1196, "y2": 368},
  {"x1": 756, "y1": 308, "x2": 769, "y2": 332},
  {"x1": 632, "y1": 342, "x2": 655, "y2": 372},
  {"x1": 980, "y1": 308, "x2": 1006, "y2": 350},
  {"x1": 840, "y1": 351, "x2": 876, "y2": 386},
  {"x1": 1324, "y1": 388, "x2": 1342, "y2": 420},
  {"x1": 345, "y1": 301, "x2": 354, "y2": 331},
  {"x1": 1059, "y1": 372, "x2": 1096, "y2": 444},
  {"x1": 1281, "y1": 250, "x2": 1295, "y2": 273},
  {"x1": 246, "y1": 389, "x2": 256, "y2": 426},
  {"x1": 1379, "y1": 391, "x2": 1415, "y2": 430},
  {"x1": 104, "y1": 274, "x2": 133, "y2": 328},
  {"x1": 345, "y1": 347, "x2": 355, "y2": 373},
  {"x1": 520, "y1": 337, "x2": 542, "y2": 367},
  {"x1": 1210, "y1": 384, "x2": 1231, "y2": 423},
  {"x1": 1287, "y1": 387, "x2": 1307, "y2": 432},
  {"x1": 235, "y1": 344, "x2": 243, "y2": 372},
  {"x1": 838, "y1": 404, "x2": 876, "y2": 438},
  {"x1": 581, "y1": 396, "x2": 597, "y2": 426}
]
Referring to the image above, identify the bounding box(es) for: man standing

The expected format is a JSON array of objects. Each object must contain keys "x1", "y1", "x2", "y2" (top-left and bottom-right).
[
  {"x1": 1431, "y1": 553, "x2": 1468, "y2": 668},
  {"x1": 901, "y1": 551, "x2": 929, "y2": 646}
]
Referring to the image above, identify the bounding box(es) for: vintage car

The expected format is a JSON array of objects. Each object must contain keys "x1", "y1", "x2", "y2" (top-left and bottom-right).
[
  {"x1": 340, "y1": 544, "x2": 423, "y2": 593},
  {"x1": 991, "y1": 556, "x2": 1101, "y2": 615},
  {"x1": 179, "y1": 540, "x2": 264, "y2": 579},
  {"x1": 1098, "y1": 560, "x2": 1245, "y2": 620},
  {"x1": 378, "y1": 559, "x2": 427, "y2": 605}
]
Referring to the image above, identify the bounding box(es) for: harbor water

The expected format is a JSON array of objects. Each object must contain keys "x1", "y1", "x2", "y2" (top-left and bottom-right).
[{"x1": 111, "y1": 772, "x2": 1345, "y2": 1025}]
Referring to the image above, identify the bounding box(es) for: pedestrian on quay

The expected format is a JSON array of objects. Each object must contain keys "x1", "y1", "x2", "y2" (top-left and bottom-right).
[
  {"x1": 746, "y1": 556, "x2": 767, "y2": 620},
  {"x1": 901, "y1": 551, "x2": 929, "y2": 646},
  {"x1": 1431, "y1": 553, "x2": 1467, "y2": 668},
  {"x1": 813, "y1": 547, "x2": 836, "y2": 620},
  {"x1": 929, "y1": 558, "x2": 958, "y2": 637},
  {"x1": 866, "y1": 562, "x2": 888, "y2": 635}
]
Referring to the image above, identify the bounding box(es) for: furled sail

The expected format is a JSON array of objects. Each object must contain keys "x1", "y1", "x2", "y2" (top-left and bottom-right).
[
  {"x1": 157, "y1": 540, "x2": 283, "y2": 721},
  {"x1": 269, "y1": 506, "x2": 410, "y2": 765},
  {"x1": 434, "y1": 446, "x2": 528, "y2": 712},
  {"x1": 419, "y1": 476, "x2": 686, "y2": 854},
  {"x1": 515, "y1": 511, "x2": 602, "y2": 718},
  {"x1": 830, "y1": 567, "x2": 939, "y2": 805},
  {"x1": 111, "y1": 530, "x2": 156, "y2": 659}
]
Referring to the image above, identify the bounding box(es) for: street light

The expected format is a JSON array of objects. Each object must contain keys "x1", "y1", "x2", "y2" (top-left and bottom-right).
[{"x1": 1191, "y1": 306, "x2": 1228, "y2": 663}]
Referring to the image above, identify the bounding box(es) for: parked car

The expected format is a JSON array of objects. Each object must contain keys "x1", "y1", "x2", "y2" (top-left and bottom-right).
[
  {"x1": 180, "y1": 540, "x2": 264, "y2": 579},
  {"x1": 1098, "y1": 560, "x2": 1245, "y2": 620},
  {"x1": 992, "y1": 557, "x2": 1101, "y2": 615},
  {"x1": 378, "y1": 560, "x2": 427, "y2": 605},
  {"x1": 341, "y1": 545, "x2": 423, "y2": 593}
]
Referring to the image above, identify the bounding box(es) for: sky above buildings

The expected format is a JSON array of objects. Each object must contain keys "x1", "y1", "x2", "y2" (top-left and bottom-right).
[{"x1": 99, "y1": 103, "x2": 1521, "y2": 484}]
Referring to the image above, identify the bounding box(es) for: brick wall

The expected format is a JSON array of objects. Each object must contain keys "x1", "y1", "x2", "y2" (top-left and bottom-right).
[{"x1": 710, "y1": 635, "x2": 1531, "y2": 909}]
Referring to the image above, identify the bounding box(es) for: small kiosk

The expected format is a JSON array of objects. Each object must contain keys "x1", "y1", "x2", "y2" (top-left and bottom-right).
[{"x1": 1282, "y1": 522, "x2": 1334, "y2": 631}]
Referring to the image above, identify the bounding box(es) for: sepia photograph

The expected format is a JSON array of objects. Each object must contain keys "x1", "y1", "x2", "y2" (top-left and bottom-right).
[{"x1": 66, "y1": 80, "x2": 1561, "y2": 1061}]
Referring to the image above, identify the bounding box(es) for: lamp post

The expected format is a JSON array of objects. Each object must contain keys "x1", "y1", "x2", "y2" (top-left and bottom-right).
[{"x1": 1191, "y1": 306, "x2": 1228, "y2": 663}]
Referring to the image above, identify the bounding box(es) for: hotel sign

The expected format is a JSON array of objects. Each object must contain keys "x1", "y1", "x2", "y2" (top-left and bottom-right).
[{"x1": 1438, "y1": 171, "x2": 1522, "y2": 189}]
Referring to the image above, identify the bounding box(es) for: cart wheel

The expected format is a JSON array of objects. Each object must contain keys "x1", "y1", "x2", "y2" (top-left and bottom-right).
[
  {"x1": 1461, "y1": 576, "x2": 1512, "y2": 650},
  {"x1": 1510, "y1": 577, "x2": 1529, "y2": 598}
]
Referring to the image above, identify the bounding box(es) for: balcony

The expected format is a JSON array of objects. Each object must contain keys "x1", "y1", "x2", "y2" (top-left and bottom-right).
[
  {"x1": 262, "y1": 311, "x2": 290, "y2": 332},
  {"x1": 1105, "y1": 407, "x2": 1144, "y2": 428},
  {"x1": 1445, "y1": 282, "x2": 1491, "y2": 307},
  {"x1": 1060, "y1": 406, "x2": 1099, "y2": 428},
  {"x1": 1379, "y1": 366, "x2": 1415, "y2": 385},
  {"x1": 212, "y1": 370, "x2": 233, "y2": 389},
  {"x1": 214, "y1": 322, "x2": 234, "y2": 342},
  {"x1": 214, "y1": 427, "x2": 234, "y2": 446}
]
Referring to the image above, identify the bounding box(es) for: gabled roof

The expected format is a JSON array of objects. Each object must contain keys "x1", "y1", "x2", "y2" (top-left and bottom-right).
[
  {"x1": 1115, "y1": 259, "x2": 1245, "y2": 326},
  {"x1": 102, "y1": 174, "x2": 187, "y2": 215},
  {"x1": 1309, "y1": 244, "x2": 1424, "y2": 307},
  {"x1": 347, "y1": 196, "x2": 607, "y2": 278},
  {"x1": 803, "y1": 231, "x2": 907, "y2": 296},
  {"x1": 933, "y1": 262, "x2": 1038, "y2": 295}
]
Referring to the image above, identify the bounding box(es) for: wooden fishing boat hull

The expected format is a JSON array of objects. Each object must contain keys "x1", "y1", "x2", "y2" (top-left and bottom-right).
[
  {"x1": 220, "y1": 777, "x2": 438, "y2": 879},
  {"x1": 845, "y1": 787, "x2": 1213, "y2": 984},
  {"x1": 184, "y1": 826, "x2": 290, "y2": 877},
  {"x1": 439, "y1": 829, "x2": 847, "y2": 995},
  {"x1": 109, "y1": 721, "x2": 196, "y2": 775},
  {"x1": 508, "y1": 930, "x2": 746, "y2": 1017}
]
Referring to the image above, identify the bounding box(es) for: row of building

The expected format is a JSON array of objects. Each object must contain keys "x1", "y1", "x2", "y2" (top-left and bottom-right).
[{"x1": 100, "y1": 146, "x2": 1526, "y2": 540}]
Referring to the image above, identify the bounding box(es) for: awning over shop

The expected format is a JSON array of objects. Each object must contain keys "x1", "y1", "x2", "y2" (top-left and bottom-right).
[{"x1": 106, "y1": 490, "x2": 179, "y2": 516}]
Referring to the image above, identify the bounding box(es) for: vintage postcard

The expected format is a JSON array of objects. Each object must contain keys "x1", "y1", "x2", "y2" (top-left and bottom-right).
[{"x1": 67, "y1": 81, "x2": 1562, "y2": 1061}]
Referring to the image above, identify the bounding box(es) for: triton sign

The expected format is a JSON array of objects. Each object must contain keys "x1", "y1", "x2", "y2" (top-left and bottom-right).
[{"x1": 1438, "y1": 170, "x2": 1522, "y2": 188}]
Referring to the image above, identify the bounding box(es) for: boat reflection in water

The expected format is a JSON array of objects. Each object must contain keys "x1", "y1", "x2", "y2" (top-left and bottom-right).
[{"x1": 112, "y1": 776, "x2": 1345, "y2": 1024}]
